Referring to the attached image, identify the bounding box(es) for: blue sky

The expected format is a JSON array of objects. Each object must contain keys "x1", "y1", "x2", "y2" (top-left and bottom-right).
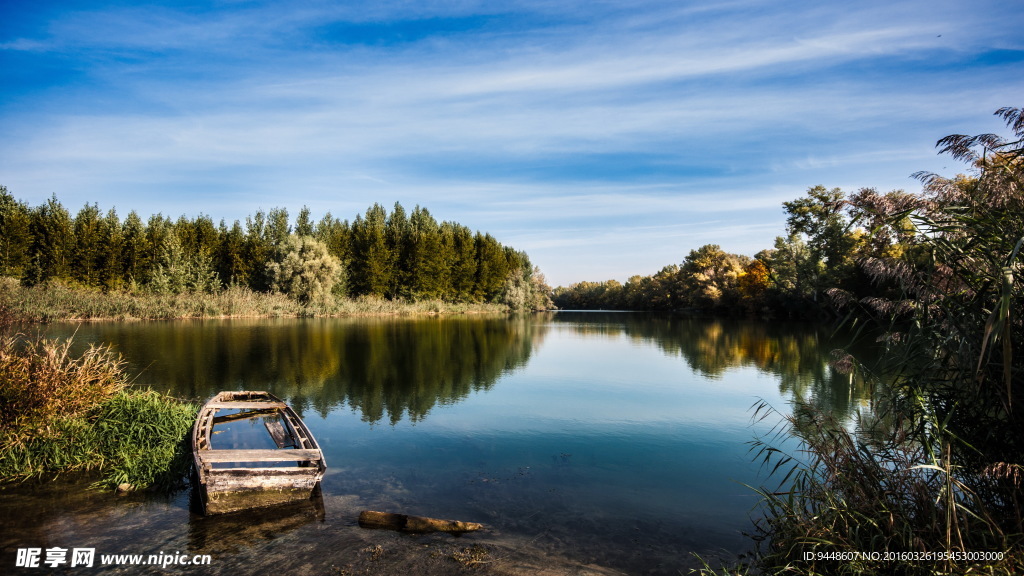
[{"x1": 1, "y1": 1, "x2": 1022, "y2": 286}]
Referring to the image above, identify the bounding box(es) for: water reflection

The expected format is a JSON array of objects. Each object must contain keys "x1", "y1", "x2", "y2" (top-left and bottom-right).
[
  {"x1": 58, "y1": 316, "x2": 547, "y2": 424},
  {"x1": 550, "y1": 312, "x2": 880, "y2": 419},
  {"x1": 186, "y1": 489, "x2": 325, "y2": 555},
  {"x1": 49, "y1": 312, "x2": 876, "y2": 424}
]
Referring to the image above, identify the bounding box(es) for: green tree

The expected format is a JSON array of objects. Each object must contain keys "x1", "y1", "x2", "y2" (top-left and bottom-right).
[
  {"x1": 0, "y1": 186, "x2": 31, "y2": 277},
  {"x1": 217, "y1": 219, "x2": 249, "y2": 287},
  {"x1": 678, "y1": 244, "x2": 748, "y2": 310},
  {"x1": 443, "y1": 222, "x2": 477, "y2": 301},
  {"x1": 473, "y1": 233, "x2": 508, "y2": 301},
  {"x1": 385, "y1": 202, "x2": 410, "y2": 298},
  {"x1": 96, "y1": 208, "x2": 123, "y2": 291},
  {"x1": 783, "y1": 185, "x2": 852, "y2": 265},
  {"x1": 314, "y1": 213, "x2": 350, "y2": 266},
  {"x1": 764, "y1": 234, "x2": 819, "y2": 300},
  {"x1": 294, "y1": 206, "x2": 314, "y2": 237},
  {"x1": 408, "y1": 206, "x2": 446, "y2": 299},
  {"x1": 349, "y1": 204, "x2": 393, "y2": 297},
  {"x1": 71, "y1": 203, "x2": 103, "y2": 286},
  {"x1": 244, "y1": 210, "x2": 271, "y2": 291},
  {"x1": 265, "y1": 207, "x2": 291, "y2": 252},
  {"x1": 120, "y1": 211, "x2": 148, "y2": 288},
  {"x1": 23, "y1": 195, "x2": 74, "y2": 286},
  {"x1": 148, "y1": 228, "x2": 219, "y2": 294}
]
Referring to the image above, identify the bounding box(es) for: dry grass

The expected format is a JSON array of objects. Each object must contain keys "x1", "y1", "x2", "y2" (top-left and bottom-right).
[
  {"x1": 0, "y1": 277, "x2": 509, "y2": 322},
  {"x1": 0, "y1": 333, "x2": 197, "y2": 491},
  {"x1": 0, "y1": 333, "x2": 129, "y2": 432}
]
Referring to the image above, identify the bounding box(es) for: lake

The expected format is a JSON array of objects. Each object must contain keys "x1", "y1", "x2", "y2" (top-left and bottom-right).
[{"x1": 1, "y1": 312, "x2": 873, "y2": 575}]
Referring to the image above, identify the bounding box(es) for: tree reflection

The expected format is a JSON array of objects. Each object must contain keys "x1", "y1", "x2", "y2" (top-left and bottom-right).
[
  {"x1": 83, "y1": 316, "x2": 547, "y2": 424},
  {"x1": 552, "y1": 312, "x2": 882, "y2": 419}
]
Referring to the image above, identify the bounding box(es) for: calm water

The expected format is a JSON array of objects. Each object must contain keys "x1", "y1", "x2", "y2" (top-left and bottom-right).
[{"x1": 1, "y1": 313, "x2": 873, "y2": 575}]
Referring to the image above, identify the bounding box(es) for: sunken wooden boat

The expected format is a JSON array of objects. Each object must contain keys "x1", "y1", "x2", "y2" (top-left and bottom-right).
[{"x1": 192, "y1": 391, "x2": 326, "y2": 515}]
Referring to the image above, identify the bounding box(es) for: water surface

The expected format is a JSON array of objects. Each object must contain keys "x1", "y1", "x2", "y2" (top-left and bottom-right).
[{"x1": 1, "y1": 312, "x2": 872, "y2": 574}]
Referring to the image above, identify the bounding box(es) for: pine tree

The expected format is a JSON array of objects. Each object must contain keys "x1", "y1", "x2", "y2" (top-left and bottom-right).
[
  {"x1": 294, "y1": 206, "x2": 314, "y2": 237},
  {"x1": 120, "y1": 210, "x2": 147, "y2": 288},
  {"x1": 96, "y1": 208, "x2": 123, "y2": 291},
  {"x1": 474, "y1": 233, "x2": 509, "y2": 301},
  {"x1": 244, "y1": 210, "x2": 271, "y2": 290},
  {"x1": 217, "y1": 219, "x2": 249, "y2": 286},
  {"x1": 314, "y1": 212, "x2": 350, "y2": 266},
  {"x1": 385, "y1": 202, "x2": 410, "y2": 298},
  {"x1": 350, "y1": 204, "x2": 393, "y2": 297},
  {"x1": 408, "y1": 206, "x2": 446, "y2": 299},
  {"x1": 0, "y1": 186, "x2": 31, "y2": 277},
  {"x1": 444, "y1": 222, "x2": 477, "y2": 301},
  {"x1": 72, "y1": 203, "x2": 102, "y2": 286},
  {"x1": 24, "y1": 195, "x2": 74, "y2": 286}
]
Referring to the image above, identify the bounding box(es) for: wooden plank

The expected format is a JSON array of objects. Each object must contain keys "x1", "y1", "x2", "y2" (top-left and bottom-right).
[
  {"x1": 207, "y1": 467, "x2": 313, "y2": 475},
  {"x1": 197, "y1": 448, "x2": 321, "y2": 463},
  {"x1": 207, "y1": 401, "x2": 287, "y2": 409},
  {"x1": 214, "y1": 408, "x2": 279, "y2": 425},
  {"x1": 264, "y1": 420, "x2": 293, "y2": 448}
]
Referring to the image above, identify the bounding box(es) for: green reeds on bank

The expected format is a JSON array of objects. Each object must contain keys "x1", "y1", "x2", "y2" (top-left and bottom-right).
[
  {"x1": 0, "y1": 277, "x2": 510, "y2": 322},
  {"x1": 0, "y1": 333, "x2": 197, "y2": 491},
  {"x1": 744, "y1": 402, "x2": 1022, "y2": 576}
]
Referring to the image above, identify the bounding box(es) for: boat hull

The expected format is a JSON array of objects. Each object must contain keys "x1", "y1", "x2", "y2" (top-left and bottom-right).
[{"x1": 192, "y1": 391, "x2": 326, "y2": 515}]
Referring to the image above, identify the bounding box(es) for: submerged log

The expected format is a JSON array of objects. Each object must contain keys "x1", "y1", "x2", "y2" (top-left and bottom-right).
[{"x1": 358, "y1": 510, "x2": 483, "y2": 534}]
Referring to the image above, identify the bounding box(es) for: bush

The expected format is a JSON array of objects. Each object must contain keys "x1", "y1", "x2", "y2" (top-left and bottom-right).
[{"x1": 266, "y1": 234, "x2": 345, "y2": 305}]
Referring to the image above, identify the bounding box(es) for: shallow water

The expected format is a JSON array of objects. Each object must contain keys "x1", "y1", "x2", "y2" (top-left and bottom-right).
[{"x1": 1, "y1": 312, "x2": 873, "y2": 574}]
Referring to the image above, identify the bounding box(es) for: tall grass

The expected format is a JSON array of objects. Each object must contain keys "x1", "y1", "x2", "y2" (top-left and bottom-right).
[
  {"x1": 718, "y1": 110, "x2": 1024, "y2": 576},
  {"x1": 0, "y1": 333, "x2": 130, "y2": 430},
  {"x1": 0, "y1": 277, "x2": 509, "y2": 322},
  {"x1": 746, "y1": 402, "x2": 1022, "y2": 576},
  {"x1": 0, "y1": 333, "x2": 197, "y2": 491}
]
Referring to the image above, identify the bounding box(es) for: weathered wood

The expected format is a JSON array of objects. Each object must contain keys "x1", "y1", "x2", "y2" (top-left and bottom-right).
[
  {"x1": 207, "y1": 401, "x2": 288, "y2": 409},
  {"x1": 213, "y1": 408, "x2": 279, "y2": 425},
  {"x1": 264, "y1": 420, "x2": 293, "y2": 448},
  {"x1": 197, "y1": 448, "x2": 321, "y2": 463},
  {"x1": 358, "y1": 510, "x2": 484, "y2": 534},
  {"x1": 193, "y1": 391, "x2": 326, "y2": 515}
]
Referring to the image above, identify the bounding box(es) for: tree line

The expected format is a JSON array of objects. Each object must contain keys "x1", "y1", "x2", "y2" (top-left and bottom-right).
[
  {"x1": 552, "y1": 181, "x2": 950, "y2": 318},
  {"x1": 0, "y1": 194, "x2": 552, "y2": 310}
]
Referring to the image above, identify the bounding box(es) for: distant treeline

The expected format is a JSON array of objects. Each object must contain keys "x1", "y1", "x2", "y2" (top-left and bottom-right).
[
  {"x1": 0, "y1": 189, "x2": 551, "y2": 310},
  {"x1": 553, "y1": 184, "x2": 930, "y2": 318}
]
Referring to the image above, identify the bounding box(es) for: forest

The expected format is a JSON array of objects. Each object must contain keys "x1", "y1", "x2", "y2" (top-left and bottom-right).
[
  {"x1": 551, "y1": 181, "x2": 932, "y2": 318},
  {"x1": 0, "y1": 196, "x2": 552, "y2": 312}
]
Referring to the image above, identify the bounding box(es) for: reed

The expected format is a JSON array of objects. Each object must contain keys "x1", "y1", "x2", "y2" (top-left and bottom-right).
[
  {"x1": 0, "y1": 333, "x2": 197, "y2": 491},
  {"x1": 698, "y1": 111, "x2": 1024, "y2": 576},
  {"x1": 0, "y1": 277, "x2": 509, "y2": 322},
  {"x1": 743, "y1": 402, "x2": 1022, "y2": 576},
  {"x1": 0, "y1": 332, "x2": 129, "y2": 431}
]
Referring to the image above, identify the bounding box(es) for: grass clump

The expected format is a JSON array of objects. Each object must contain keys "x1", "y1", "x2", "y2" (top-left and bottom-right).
[
  {"x1": 0, "y1": 333, "x2": 130, "y2": 430},
  {"x1": 0, "y1": 333, "x2": 197, "y2": 491}
]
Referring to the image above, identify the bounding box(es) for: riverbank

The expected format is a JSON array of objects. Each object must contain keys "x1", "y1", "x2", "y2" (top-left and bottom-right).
[
  {"x1": 0, "y1": 332, "x2": 196, "y2": 491},
  {"x1": 0, "y1": 277, "x2": 511, "y2": 323}
]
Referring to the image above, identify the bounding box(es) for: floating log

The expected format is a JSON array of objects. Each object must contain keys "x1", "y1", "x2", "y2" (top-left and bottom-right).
[{"x1": 358, "y1": 510, "x2": 483, "y2": 534}]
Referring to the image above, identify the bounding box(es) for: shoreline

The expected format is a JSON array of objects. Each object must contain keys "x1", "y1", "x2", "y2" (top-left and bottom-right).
[{"x1": 1, "y1": 277, "x2": 518, "y2": 325}]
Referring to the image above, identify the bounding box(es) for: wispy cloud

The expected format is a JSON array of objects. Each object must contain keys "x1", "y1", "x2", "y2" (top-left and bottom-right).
[{"x1": 1, "y1": 0, "x2": 1022, "y2": 285}]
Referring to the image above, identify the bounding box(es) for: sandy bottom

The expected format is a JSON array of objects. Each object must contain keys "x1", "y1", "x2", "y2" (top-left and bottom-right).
[{"x1": 0, "y1": 478, "x2": 747, "y2": 575}]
